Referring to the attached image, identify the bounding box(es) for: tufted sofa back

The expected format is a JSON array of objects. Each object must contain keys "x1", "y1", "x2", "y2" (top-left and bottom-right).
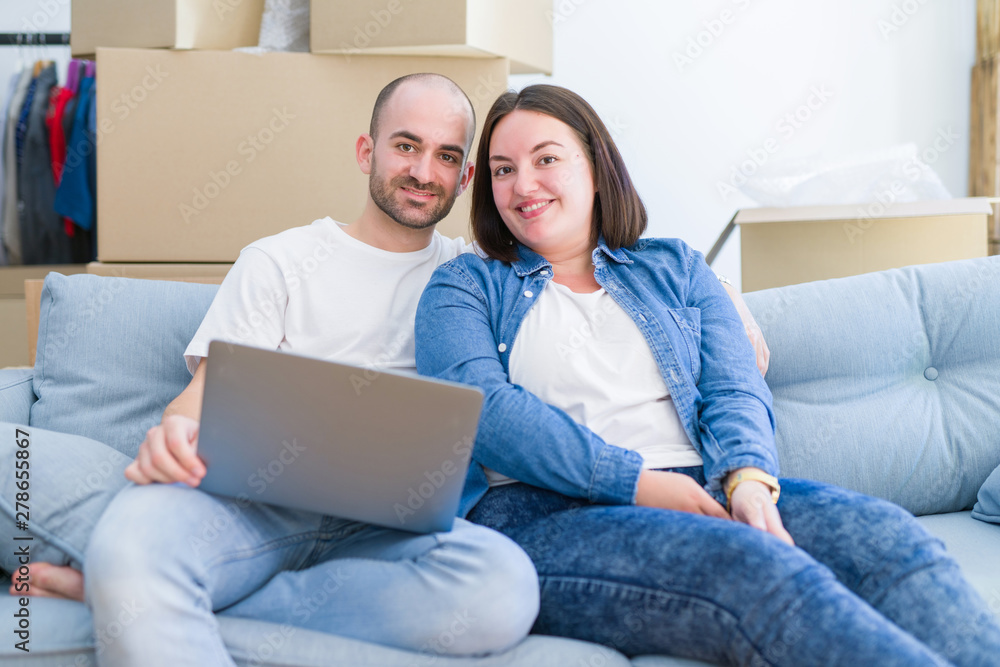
[
  {"x1": 26, "y1": 259, "x2": 1000, "y2": 517},
  {"x1": 744, "y1": 256, "x2": 1000, "y2": 516}
]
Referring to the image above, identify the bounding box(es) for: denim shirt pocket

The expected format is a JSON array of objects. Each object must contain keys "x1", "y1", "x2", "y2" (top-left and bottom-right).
[{"x1": 666, "y1": 307, "x2": 702, "y2": 381}]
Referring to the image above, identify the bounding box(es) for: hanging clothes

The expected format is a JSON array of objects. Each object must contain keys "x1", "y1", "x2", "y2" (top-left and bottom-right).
[
  {"x1": 1, "y1": 67, "x2": 33, "y2": 265},
  {"x1": 0, "y1": 71, "x2": 20, "y2": 267},
  {"x1": 55, "y1": 73, "x2": 96, "y2": 239},
  {"x1": 21, "y1": 63, "x2": 71, "y2": 265},
  {"x1": 47, "y1": 78, "x2": 75, "y2": 239}
]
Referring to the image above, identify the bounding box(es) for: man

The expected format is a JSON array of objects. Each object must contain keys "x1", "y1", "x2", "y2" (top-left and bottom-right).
[
  {"x1": 16, "y1": 74, "x2": 770, "y2": 664},
  {"x1": 20, "y1": 74, "x2": 539, "y2": 667}
]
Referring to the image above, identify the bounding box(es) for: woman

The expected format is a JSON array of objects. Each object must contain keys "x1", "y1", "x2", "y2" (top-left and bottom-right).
[{"x1": 414, "y1": 84, "x2": 1000, "y2": 666}]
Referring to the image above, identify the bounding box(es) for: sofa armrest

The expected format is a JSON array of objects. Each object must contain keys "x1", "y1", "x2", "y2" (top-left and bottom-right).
[{"x1": 0, "y1": 369, "x2": 36, "y2": 424}]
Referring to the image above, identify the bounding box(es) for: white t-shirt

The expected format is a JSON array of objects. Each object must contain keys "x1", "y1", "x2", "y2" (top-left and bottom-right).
[
  {"x1": 486, "y1": 280, "x2": 703, "y2": 486},
  {"x1": 184, "y1": 217, "x2": 467, "y2": 374}
]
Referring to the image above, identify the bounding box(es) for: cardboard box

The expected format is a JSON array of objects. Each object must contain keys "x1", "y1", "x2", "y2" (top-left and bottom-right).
[
  {"x1": 311, "y1": 0, "x2": 552, "y2": 75},
  {"x1": 0, "y1": 299, "x2": 29, "y2": 368},
  {"x1": 96, "y1": 48, "x2": 509, "y2": 262},
  {"x1": 87, "y1": 262, "x2": 232, "y2": 281},
  {"x1": 735, "y1": 199, "x2": 991, "y2": 292},
  {"x1": 0, "y1": 265, "x2": 89, "y2": 298},
  {"x1": 0, "y1": 266, "x2": 88, "y2": 369},
  {"x1": 71, "y1": 0, "x2": 264, "y2": 56}
]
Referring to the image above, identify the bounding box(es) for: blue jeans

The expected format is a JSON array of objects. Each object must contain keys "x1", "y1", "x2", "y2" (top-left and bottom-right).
[
  {"x1": 467, "y1": 468, "x2": 1000, "y2": 666},
  {"x1": 84, "y1": 483, "x2": 539, "y2": 667}
]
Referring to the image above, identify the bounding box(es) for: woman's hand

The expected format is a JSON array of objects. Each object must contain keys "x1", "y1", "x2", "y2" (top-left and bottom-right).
[
  {"x1": 729, "y1": 478, "x2": 795, "y2": 546},
  {"x1": 635, "y1": 470, "x2": 731, "y2": 519}
]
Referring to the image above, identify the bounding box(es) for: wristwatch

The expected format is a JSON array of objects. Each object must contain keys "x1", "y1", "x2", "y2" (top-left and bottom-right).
[
  {"x1": 725, "y1": 469, "x2": 780, "y2": 511},
  {"x1": 715, "y1": 274, "x2": 733, "y2": 287}
]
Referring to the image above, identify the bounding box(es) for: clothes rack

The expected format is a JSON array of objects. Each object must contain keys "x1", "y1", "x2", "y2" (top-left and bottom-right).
[{"x1": 0, "y1": 33, "x2": 71, "y2": 47}]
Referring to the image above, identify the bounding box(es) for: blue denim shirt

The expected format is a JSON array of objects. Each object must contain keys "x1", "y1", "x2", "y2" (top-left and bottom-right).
[{"x1": 415, "y1": 237, "x2": 779, "y2": 517}]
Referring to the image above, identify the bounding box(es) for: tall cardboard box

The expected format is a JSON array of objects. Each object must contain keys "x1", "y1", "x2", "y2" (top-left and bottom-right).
[
  {"x1": 71, "y1": 0, "x2": 264, "y2": 56},
  {"x1": 311, "y1": 0, "x2": 553, "y2": 75},
  {"x1": 96, "y1": 48, "x2": 509, "y2": 262},
  {"x1": 735, "y1": 199, "x2": 991, "y2": 292},
  {"x1": 0, "y1": 266, "x2": 87, "y2": 368}
]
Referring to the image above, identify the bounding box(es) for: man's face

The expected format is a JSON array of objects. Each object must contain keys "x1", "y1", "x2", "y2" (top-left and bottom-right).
[{"x1": 366, "y1": 84, "x2": 474, "y2": 230}]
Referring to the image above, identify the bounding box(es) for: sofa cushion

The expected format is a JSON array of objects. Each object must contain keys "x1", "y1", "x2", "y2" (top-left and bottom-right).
[
  {"x1": 744, "y1": 257, "x2": 1000, "y2": 516},
  {"x1": 0, "y1": 369, "x2": 35, "y2": 424},
  {"x1": 31, "y1": 273, "x2": 218, "y2": 458},
  {"x1": 917, "y1": 511, "x2": 1000, "y2": 617},
  {"x1": 0, "y1": 594, "x2": 636, "y2": 666},
  {"x1": 972, "y1": 465, "x2": 1000, "y2": 525},
  {"x1": 0, "y1": 422, "x2": 130, "y2": 571}
]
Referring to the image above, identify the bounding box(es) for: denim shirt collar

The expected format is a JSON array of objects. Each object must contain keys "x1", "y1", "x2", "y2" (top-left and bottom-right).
[{"x1": 511, "y1": 236, "x2": 632, "y2": 277}]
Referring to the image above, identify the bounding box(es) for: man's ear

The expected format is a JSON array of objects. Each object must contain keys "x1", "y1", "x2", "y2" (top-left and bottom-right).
[
  {"x1": 457, "y1": 161, "x2": 475, "y2": 196},
  {"x1": 356, "y1": 134, "x2": 375, "y2": 174}
]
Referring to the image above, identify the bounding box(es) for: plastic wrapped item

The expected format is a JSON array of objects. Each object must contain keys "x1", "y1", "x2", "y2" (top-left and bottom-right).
[
  {"x1": 236, "y1": 0, "x2": 310, "y2": 54},
  {"x1": 736, "y1": 143, "x2": 952, "y2": 208}
]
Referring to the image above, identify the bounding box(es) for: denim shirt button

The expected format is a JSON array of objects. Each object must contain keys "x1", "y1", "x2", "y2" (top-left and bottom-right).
[
  {"x1": 924, "y1": 367, "x2": 938, "y2": 381},
  {"x1": 498, "y1": 343, "x2": 507, "y2": 353},
  {"x1": 540, "y1": 270, "x2": 549, "y2": 276},
  {"x1": 524, "y1": 290, "x2": 534, "y2": 298}
]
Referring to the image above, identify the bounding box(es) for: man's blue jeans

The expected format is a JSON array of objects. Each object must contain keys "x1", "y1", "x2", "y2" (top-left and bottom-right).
[
  {"x1": 84, "y1": 482, "x2": 539, "y2": 667},
  {"x1": 468, "y1": 469, "x2": 1000, "y2": 666}
]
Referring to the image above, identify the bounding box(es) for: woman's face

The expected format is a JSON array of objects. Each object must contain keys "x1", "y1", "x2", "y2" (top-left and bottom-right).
[{"x1": 488, "y1": 110, "x2": 597, "y2": 258}]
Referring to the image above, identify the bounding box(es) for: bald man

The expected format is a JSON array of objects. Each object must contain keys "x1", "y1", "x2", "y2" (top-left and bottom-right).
[{"x1": 26, "y1": 74, "x2": 540, "y2": 667}]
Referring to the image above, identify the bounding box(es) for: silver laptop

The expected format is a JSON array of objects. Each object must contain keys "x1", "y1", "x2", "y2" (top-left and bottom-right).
[{"x1": 197, "y1": 341, "x2": 483, "y2": 534}]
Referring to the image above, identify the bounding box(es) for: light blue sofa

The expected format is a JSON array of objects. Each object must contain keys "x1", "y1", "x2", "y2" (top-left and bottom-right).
[{"x1": 1, "y1": 255, "x2": 999, "y2": 666}]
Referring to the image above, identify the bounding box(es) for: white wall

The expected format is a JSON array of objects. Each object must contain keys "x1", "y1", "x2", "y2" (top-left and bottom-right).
[
  {"x1": 511, "y1": 0, "x2": 977, "y2": 287},
  {"x1": 0, "y1": 0, "x2": 72, "y2": 86},
  {"x1": 0, "y1": 1, "x2": 976, "y2": 287}
]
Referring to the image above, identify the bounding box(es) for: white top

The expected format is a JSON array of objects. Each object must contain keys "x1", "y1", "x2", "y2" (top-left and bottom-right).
[
  {"x1": 185, "y1": 217, "x2": 467, "y2": 374},
  {"x1": 487, "y1": 280, "x2": 702, "y2": 486}
]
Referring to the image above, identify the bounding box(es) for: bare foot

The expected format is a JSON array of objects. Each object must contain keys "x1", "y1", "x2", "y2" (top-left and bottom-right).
[{"x1": 8, "y1": 562, "x2": 85, "y2": 602}]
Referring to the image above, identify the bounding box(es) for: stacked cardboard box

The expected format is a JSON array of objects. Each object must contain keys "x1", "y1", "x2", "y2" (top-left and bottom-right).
[
  {"x1": 311, "y1": 0, "x2": 553, "y2": 75},
  {"x1": 735, "y1": 199, "x2": 991, "y2": 292},
  {"x1": 0, "y1": 266, "x2": 87, "y2": 368},
  {"x1": 970, "y1": 0, "x2": 1000, "y2": 254},
  {"x1": 69, "y1": 1, "x2": 553, "y2": 268}
]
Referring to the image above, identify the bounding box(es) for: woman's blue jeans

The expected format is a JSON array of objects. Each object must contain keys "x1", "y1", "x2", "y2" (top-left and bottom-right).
[{"x1": 467, "y1": 468, "x2": 1000, "y2": 666}]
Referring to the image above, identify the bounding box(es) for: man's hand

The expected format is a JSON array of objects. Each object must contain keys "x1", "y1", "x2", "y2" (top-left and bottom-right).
[
  {"x1": 729, "y1": 478, "x2": 794, "y2": 545},
  {"x1": 635, "y1": 470, "x2": 731, "y2": 520},
  {"x1": 720, "y1": 281, "x2": 770, "y2": 377},
  {"x1": 125, "y1": 415, "x2": 205, "y2": 486}
]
